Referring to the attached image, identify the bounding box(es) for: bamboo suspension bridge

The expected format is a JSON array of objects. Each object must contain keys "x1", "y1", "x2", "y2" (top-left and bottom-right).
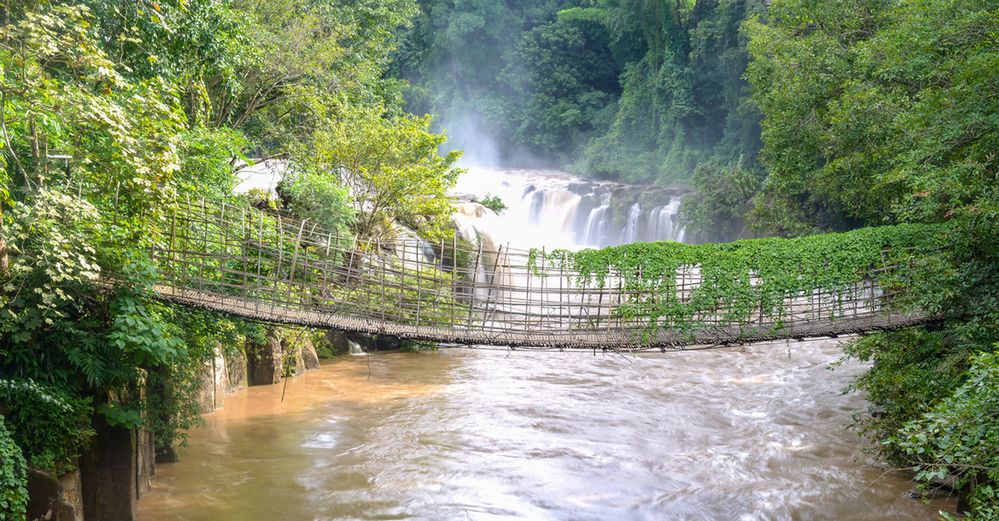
[{"x1": 148, "y1": 198, "x2": 935, "y2": 350}]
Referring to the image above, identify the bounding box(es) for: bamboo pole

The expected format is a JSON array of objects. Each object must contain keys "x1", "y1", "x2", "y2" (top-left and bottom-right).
[
  {"x1": 481, "y1": 244, "x2": 505, "y2": 332},
  {"x1": 379, "y1": 239, "x2": 386, "y2": 322},
  {"x1": 466, "y1": 240, "x2": 483, "y2": 329},
  {"x1": 198, "y1": 198, "x2": 208, "y2": 292},
  {"x1": 539, "y1": 248, "x2": 547, "y2": 332},
  {"x1": 451, "y1": 234, "x2": 458, "y2": 330},
  {"x1": 415, "y1": 241, "x2": 423, "y2": 327}
]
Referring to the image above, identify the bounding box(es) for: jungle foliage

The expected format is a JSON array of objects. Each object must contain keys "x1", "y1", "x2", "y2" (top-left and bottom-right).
[
  {"x1": 530, "y1": 222, "x2": 945, "y2": 338},
  {"x1": 0, "y1": 415, "x2": 27, "y2": 520},
  {"x1": 745, "y1": 0, "x2": 999, "y2": 235},
  {"x1": 743, "y1": 1, "x2": 998, "y2": 517},
  {"x1": 0, "y1": 0, "x2": 457, "y2": 510},
  {"x1": 0, "y1": 0, "x2": 995, "y2": 519},
  {"x1": 393, "y1": 0, "x2": 765, "y2": 183}
]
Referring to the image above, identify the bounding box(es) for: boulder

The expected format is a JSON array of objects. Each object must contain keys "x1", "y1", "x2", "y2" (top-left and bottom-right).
[
  {"x1": 195, "y1": 357, "x2": 216, "y2": 412},
  {"x1": 375, "y1": 335, "x2": 401, "y2": 351},
  {"x1": 57, "y1": 470, "x2": 83, "y2": 521},
  {"x1": 280, "y1": 334, "x2": 322, "y2": 373},
  {"x1": 299, "y1": 336, "x2": 321, "y2": 370},
  {"x1": 226, "y1": 348, "x2": 247, "y2": 393},
  {"x1": 567, "y1": 181, "x2": 593, "y2": 196},
  {"x1": 248, "y1": 330, "x2": 322, "y2": 385},
  {"x1": 452, "y1": 201, "x2": 493, "y2": 219}
]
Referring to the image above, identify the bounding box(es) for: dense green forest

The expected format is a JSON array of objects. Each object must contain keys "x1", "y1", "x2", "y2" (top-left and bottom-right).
[
  {"x1": 393, "y1": 0, "x2": 764, "y2": 184},
  {"x1": 1, "y1": 0, "x2": 997, "y2": 519}
]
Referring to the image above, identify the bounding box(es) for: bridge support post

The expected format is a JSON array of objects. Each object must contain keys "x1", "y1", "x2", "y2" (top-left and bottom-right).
[
  {"x1": 246, "y1": 328, "x2": 283, "y2": 386},
  {"x1": 79, "y1": 413, "x2": 154, "y2": 521},
  {"x1": 246, "y1": 328, "x2": 320, "y2": 386}
]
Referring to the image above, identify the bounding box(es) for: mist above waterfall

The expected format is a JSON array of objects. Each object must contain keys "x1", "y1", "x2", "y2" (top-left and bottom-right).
[
  {"x1": 434, "y1": 113, "x2": 691, "y2": 251},
  {"x1": 436, "y1": 109, "x2": 564, "y2": 170},
  {"x1": 440, "y1": 112, "x2": 501, "y2": 168}
]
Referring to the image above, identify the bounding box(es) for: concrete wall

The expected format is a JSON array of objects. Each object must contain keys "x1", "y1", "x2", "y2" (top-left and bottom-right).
[
  {"x1": 197, "y1": 344, "x2": 247, "y2": 413},
  {"x1": 77, "y1": 414, "x2": 157, "y2": 521},
  {"x1": 27, "y1": 468, "x2": 83, "y2": 521}
]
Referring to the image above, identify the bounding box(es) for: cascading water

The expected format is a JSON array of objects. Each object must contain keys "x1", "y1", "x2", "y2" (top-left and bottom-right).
[
  {"x1": 623, "y1": 203, "x2": 642, "y2": 244},
  {"x1": 646, "y1": 197, "x2": 686, "y2": 244},
  {"x1": 451, "y1": 167, "x2": 688, "y2": 251},
  {"x1": 450, "y1": 167, "x2": 690, "y2": 323},
  {"x1": 580, "y1": 193, "x2": 611, "y2": 247}
]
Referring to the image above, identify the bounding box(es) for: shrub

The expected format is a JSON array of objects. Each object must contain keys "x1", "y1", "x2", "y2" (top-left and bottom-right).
[
  {"x1": 478, "y1": 194, "x2": 507, "y2": 215},
  {"x1": 895, "y1": 350, "x2": 999, "y2": 520},
  {"x1": 0, "y1": 415, "x2": 28, "y2": 521},
  {"x1": 0, "y1": 379, "x2": 93, "y2": 476}
]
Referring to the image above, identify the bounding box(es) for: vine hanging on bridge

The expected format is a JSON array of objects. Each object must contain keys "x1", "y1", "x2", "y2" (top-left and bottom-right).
[{"x1": 528, "y1": 224, "x2": 946, "y2": 341}]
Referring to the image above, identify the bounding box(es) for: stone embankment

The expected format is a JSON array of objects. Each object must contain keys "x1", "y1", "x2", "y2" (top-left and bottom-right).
[{"x1": 26, "y1": 330, "x2": 321, "y2": 521}]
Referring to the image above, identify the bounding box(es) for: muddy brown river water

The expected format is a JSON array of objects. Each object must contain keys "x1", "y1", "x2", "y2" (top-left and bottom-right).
[{"x1": 137, "y1": 339, "x2": 953, "y2": 520}]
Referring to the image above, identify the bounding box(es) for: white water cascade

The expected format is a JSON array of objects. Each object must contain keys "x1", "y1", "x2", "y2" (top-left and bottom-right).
[
  {"x1": 451, "y1": 167, "x2": 688, "y2": 250},
  {"x1": 580, "y1": 193, "x2": 611, "y2": 247},
  {"x1": 647, "y1": 197, "x2": 686, "y2": 245},
  {"x1": 623, "y1": 203, "x2": 642, "y2": 244}
]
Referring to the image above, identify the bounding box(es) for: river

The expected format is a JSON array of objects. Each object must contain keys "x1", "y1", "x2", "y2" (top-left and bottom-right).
[{"x1": 137, "y1": 339, "x2": 950, "y2": 520}]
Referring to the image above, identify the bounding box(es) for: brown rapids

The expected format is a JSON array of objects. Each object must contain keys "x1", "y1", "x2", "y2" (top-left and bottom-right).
[{"x1": 137, "y1": 339, "x2": 953, "y2": 520}]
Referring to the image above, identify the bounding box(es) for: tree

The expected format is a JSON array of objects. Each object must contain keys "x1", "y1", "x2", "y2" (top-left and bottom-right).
[
  {"x1": 393, "y1": 0, "x2": 586, "y2": 159},
  {"x1": 300, "y1": 100, "x2": 462, "y2": 242},
  {"x1": 680, "y1": 162, "x2": 762, "y2": 242},
  {"x1": 745, "y1": 0, "x2": 998, "y2": 231},
  {"x1": 0, "y1": 0, "x2": 451, "y2": 494},
  {"x1": 501, "y1": 8, "x2": 621, "y2": 159}
]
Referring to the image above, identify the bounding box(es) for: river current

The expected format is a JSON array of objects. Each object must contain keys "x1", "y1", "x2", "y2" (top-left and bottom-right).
[{"x1": 137, "y1": 339, "x2": 950, "y2": 520}]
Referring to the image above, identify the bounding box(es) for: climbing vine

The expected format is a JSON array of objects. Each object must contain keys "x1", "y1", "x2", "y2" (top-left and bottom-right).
[
  {"x1": 529, "y1": 223, "x2": 946, "y2": 340},
  {"x1": 0, "y1": 416, "x2": 28, "y2": 520}
]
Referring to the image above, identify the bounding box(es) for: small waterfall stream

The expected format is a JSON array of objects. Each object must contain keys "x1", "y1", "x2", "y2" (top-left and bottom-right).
[
  {"x1": 623, "y1": 203, "x2": 642, "y2": 244},
  {"x1": 580, "y1": 193, "x2": 611, "y2": 247},
  {"x1": 647, "y1": 197, "x2": 686, "y2": 244}
]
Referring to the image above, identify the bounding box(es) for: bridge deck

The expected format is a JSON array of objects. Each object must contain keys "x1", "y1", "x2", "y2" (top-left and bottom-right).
[{"x1": 153, "y1": 284, "x2": 929, "y2": 349}]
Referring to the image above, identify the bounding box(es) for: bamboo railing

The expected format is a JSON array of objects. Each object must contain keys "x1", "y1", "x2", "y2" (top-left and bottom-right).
[{"x1": 147, "y1": 198, "x2": 931, "y2": 350}]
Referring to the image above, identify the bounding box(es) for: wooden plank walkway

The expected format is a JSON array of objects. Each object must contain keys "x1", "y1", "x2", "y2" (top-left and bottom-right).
[{"x1": 146, "y1": 198, "x2": 935, "y2": 349}]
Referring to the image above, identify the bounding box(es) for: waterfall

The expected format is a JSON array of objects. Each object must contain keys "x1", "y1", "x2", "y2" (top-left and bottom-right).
[
  {"x1": 451, "y1": 167, "x2": 687, "y2": 250},
  {"x1": 531, "y1": 190, "x2": 581, "y2": 237},
  {"x1": 451, "y1": 168, "x2": 688, "y2": 321},
  {"x1": 623, "y1": 203, "x2": 642, "y2": 244},
  {"x1": 579, "y1": 193, "x2": 611, "y2": 247},
  {"x1": 645, "y1": 197, "x2": 686, "y2": 243}
]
